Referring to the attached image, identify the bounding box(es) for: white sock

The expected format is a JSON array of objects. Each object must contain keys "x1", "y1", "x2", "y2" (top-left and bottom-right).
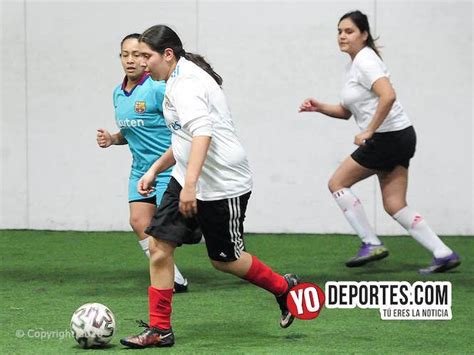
[
  {"x1": 333, "y1": 188, "x2": 382, "y2": 245},
  {"x1": 174, "y1": 264, "x2": 187, "y2": 285},
  {"x1": 138, "y1": 237, "x2": 150, "y2": 258},
  {"x1": 393, "y1": 206, "x2": 452, "y2": 258}
]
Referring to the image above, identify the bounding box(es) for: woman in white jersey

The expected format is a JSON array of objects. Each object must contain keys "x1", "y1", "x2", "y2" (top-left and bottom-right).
[
  {"x1": 299, "y1": 10, "x2": 460, "y2": 274},
  {"x1": 120, "y1": 25, "x2": 299, "y2": 349},
  {"x1": 96, "y1": 33, "x2": 188, "y2": 292}
]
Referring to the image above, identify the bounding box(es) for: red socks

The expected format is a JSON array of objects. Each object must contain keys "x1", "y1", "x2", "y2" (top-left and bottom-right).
[
  {"x1": 148, "y1": 286, "x2": 173, "y2": 329},
  {"x1": 148, "y1": 256, "x2": 286, "y2": 329},
  {"x1": 243, "y1": 255, "x2": 288, "y2": 296}
]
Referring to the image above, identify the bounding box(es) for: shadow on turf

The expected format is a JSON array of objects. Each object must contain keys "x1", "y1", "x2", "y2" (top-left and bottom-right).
[
  {"x1": 72, "y1": 343, "x2": 118, "y2": 350},
  {"x1": 178, "y1": 320, "x2": 309, "y2": 347}
]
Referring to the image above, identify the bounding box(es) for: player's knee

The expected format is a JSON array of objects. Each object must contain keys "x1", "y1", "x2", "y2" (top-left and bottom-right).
[
  {"x1": 328, "y1": 177, "x2": 342, "y2": 193},
  {"x1": 210, "y1": 259, "x2": 223, "y2": 270},
  {"x1": 383, "y1": 199, "x2": 406, "y2": 216},
  {"x1": 129, "y1": 215, "x2": 144, "y2": 232},
  {"x1": 210, "y1": 259, "x2": 228, "y2": 272},
  {"x1": 149, "y1": 248, "x2": 170, "y2": 267},
  {"x1": 149, "y1": 242, "x2": 172, "y2": 266}
]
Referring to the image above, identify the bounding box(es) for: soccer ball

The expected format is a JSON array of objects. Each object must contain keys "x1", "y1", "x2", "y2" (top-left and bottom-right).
[{"x1": 70, "y1": 303, "x2": 116, "y2": 348}]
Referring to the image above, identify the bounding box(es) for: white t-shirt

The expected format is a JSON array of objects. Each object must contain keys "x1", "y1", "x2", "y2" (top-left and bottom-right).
[
  {"x1": 340, "y1": 46, "x2": 411, "y2": 132},
  {"x1": 163, "y1": 57, "x2": 252, "y2": 200}
]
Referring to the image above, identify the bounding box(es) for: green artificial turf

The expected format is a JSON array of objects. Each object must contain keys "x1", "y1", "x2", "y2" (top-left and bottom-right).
[{"x1": 0, "y1": 230, "x2": 472, "y2": 354}]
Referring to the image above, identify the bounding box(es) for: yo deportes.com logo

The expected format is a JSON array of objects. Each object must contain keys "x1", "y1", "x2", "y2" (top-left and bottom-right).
[
  {"x1": 286, "y1": 281, "x2": 452, "y2": 321},
  {"x1": 286, "y1": 283, "x2": 326, "y2": 319}
]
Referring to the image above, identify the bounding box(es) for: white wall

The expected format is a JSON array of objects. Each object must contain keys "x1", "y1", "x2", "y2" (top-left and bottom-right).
[{"x1": 1, "y1": 0, "x2": 472, "y2": 234}]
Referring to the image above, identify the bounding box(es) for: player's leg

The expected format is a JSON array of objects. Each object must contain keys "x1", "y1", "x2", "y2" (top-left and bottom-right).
[
  {"x1": 128, "y1": 172, "x2": 157, "y2": 257},
  {"x1": 328, "y1": 156, "x2": 388, "y2": 266},
  {"x1": 120, "y1": 237, "x2": 176, "y2": 348},
  {"x1": 211, "y1": 252, "x2": 299, "y2": 328},
  {"x1": 154, "y1": 178, "x2": 189, "y2": 292},
  {"x1": 198, "y1": 193, "x2": 299, "y2": 328},
  {"x1": 129, "y1": 200, "x2": 156, "y2": 257},
  {"x1": 148, "y1": 238, "x2": 176, "y2": 333},
  {"x1": 121, "y1": 177, "x2": 198, "y2": 348},
  {"x1": 378, "y1": 166, "x2": 460, "y2": 274},
  {"x1": 129, "y1": 178, "x2": 188, "y2": 292}
]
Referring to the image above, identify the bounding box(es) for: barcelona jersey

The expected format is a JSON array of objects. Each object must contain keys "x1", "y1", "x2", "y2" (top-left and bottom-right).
[{"x1": 113, "y1": 73, "x2": 172, "y2": 201}]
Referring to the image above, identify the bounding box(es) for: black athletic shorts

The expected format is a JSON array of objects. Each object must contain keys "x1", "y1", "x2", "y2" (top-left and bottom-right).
[
  {"x1": 129, "y1": 195, "x2": 156, "y2": 205},
  {"x1": 145, "y1": 177, "x2": 251, "y2": 262},
  {"x1": 351, "y1": 126, "x2": 417, "y2": 171}
]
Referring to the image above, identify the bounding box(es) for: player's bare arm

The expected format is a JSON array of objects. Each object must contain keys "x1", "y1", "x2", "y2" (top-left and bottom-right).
[{"x1": 299, "y1": 98, "x2": 352, "y2": 119}]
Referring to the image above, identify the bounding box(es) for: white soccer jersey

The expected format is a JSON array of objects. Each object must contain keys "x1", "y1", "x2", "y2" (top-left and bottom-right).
[
  {"x1": 340, "y1": 46, "x2": 411, "y2": 132},
  {"x1": 163, "y1": 57, "x2": 252, "y2": 200}
]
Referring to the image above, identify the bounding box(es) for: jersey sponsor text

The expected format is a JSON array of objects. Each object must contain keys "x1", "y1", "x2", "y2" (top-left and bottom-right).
[{"x1": 117, "y1": 119, "x2": 145, "y2": 128}]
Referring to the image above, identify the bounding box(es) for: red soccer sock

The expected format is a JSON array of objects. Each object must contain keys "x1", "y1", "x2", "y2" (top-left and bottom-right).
[
  {"x1": 148, "y1": 286, "x2": 173, "y2": 329},
  {"x1": 243, "y1": 255, "x2": 288, "y2": 296}
]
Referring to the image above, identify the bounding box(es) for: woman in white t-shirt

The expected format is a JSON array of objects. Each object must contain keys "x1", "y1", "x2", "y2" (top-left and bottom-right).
[
  {"x1": 299, "y1": 10, "x2": 460, "y2": 274},
  {"x1": 120, "y1": 25, "x2": 299, "y2": 349}
]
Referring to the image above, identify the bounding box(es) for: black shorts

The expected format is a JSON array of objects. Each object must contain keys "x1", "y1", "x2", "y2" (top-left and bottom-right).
[
  {"x1": 145, "y1": 177, "x2": 251, "y2": 262},
  {"x1": 129, "y1": 196, "x2": 156, "y2": 205},
  {"x1": 351, "y1": 126, "x2": 417, "y2": 172}
]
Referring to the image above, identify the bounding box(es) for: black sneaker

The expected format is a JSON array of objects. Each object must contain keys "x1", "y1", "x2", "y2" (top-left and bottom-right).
[
  {"x1": 174, "y1": 279, "x2": 188, "y2": 293},
  {"x1": 120, "y1": 320, "x2": 174, "y2": 348},
  {"x1": 275, "y1": 274, "x2": 300, "y2": 328}
]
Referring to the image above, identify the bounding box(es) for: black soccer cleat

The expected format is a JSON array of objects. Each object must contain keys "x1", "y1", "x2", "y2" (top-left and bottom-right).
[
  {"x1": 275, "y1": 274, "x2": 300, "y2": 328},
  {"x1": 120, "y1": 320, "x2": 174, "y2": 348},
  {"x1": 173, "y1": 279, "x2": 189, "y2": 293}
]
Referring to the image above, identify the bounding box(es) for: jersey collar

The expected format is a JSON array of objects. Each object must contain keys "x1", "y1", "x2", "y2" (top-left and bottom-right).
[
  {"x1": 121, "y1": 72, "x2": 150, "y2": 97},
  {"x1": 169, "y1": 57, "x2": 186, "y2": 81}
]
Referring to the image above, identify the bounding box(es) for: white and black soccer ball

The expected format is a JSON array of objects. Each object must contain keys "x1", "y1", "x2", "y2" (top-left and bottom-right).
[{"x1": 70, "y1": 303, "x2": 116, "y2": 349}]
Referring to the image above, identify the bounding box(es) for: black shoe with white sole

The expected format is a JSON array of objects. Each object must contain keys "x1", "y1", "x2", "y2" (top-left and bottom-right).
[{"x1": 275, "y1": 274, "x2": 300, "y2": 328}]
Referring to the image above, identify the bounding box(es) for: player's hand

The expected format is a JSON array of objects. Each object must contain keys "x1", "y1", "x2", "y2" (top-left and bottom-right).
[
  {"x1": 137, "y1": 171, "x2": 156, "y2": 196},
  {"x1": 97, "y1": 128, "x2": 113, "y2": 148},
  {"x1": 179, "y1": 184, "x2": 197, "y2": 218},
  {"x1": 354, "y1": 130, "x2": 374, "y2": 146},
  {"x1": 298, "y1": 98, "x2": 321, "y2": 113}
]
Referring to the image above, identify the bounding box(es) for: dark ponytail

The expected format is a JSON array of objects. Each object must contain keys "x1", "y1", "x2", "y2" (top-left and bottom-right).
[
  {"x1": 339, "y1": 10, "x2": 381, "y2": 59},
  {"x1": 140, "y1": 25, "x2": 223, "y2": 85},
  {"x1": 183, "y1": 52, "x2": 223, "y2": 86}
]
